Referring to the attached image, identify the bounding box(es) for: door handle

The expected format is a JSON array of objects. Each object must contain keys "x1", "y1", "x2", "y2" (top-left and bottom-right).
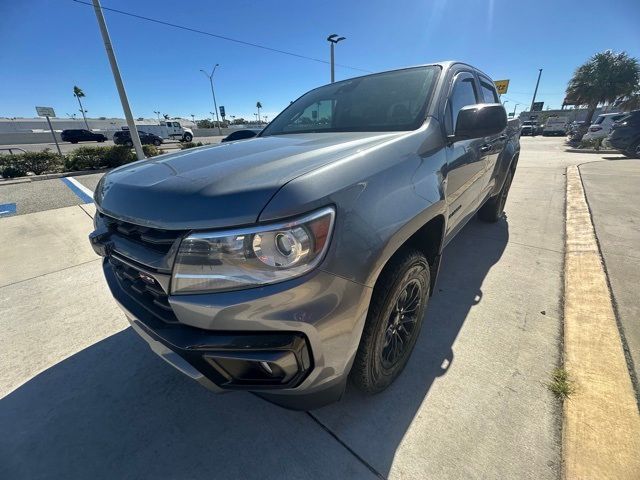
[
  {"x1": 498, "y1": 134, "x2": 508, "y2": 140},
  {"x1": 479, "y1": 144, "x2": 492, "y2": 153}
]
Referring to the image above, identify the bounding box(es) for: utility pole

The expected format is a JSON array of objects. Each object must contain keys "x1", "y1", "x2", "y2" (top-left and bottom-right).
[
  {"x1": 529, "y1": 68, "x2": 543, "y2": 113},
  {"x1": 200, "y1": 65, "x2": 222, "y2": 135},
  {"x1": 91, "y1": 0, "x2": 144, "y2": 160},
  {"x1": 327, "y1": 34, "x2": 346, "y2": 83}
]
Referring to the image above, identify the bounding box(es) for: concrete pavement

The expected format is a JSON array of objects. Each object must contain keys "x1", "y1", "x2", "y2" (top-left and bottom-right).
[
  {"x1": 580, "y1": 159, "x2": 640, "y2": 390},
  {"x1": 3, "y1": 136, "x2": 633, "y2": 479}
]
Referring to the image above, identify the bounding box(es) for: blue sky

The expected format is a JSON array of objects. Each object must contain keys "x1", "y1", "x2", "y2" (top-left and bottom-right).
[{"x1": 1, "y1": 0, "x2": 639, "y2": 121}]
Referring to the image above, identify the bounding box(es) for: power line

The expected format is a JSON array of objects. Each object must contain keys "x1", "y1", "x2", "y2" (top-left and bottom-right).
[{"x1": 70, "y1": 0, "x2": 372, "y2": 73}]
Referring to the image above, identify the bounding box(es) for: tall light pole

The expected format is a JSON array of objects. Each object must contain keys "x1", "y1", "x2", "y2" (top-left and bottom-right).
[
  {"x1": 529, "y1": 68, "x2": 543, "y2": 113},
  {"x1": 154, "y1": 110, "x2": 161, "y2": 123},
  {"x1": 91, "y1": 0, "x2": 144, "y2": 160},
  {"x1": 200, "y1": 65, "x2": 222, "y2": 135},
  {"x1": 512, "y1": 103, "x2": 519, "y2": 117},
  {"x1": 503, "y1": 100, "x2": 509, "y2": 108},
  {"x1": 327, "y1": 34, "x2": 346, "y2": 83}
]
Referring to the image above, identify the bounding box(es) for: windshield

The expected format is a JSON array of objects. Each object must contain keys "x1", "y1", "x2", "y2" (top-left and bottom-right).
[{"x1": 261, "y1": 66, "x2": 439, "y2": 135}]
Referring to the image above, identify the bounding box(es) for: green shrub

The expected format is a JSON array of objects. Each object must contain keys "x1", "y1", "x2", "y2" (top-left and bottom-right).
[
  {"x1": 104, "y1": 146, "x2": 136, "y2": 167},
  {"x1": 142, "y1": 144, "x2": 164, "y2": 157},
  {"x1": 0, "y1": 150, "x2": 64, "y2": 177},
  {"x1": 179, "y1": 141, "x2": 204, "y2": 150},
  {"x1": 579, "y1": 137, "x2": 604, "y2": 150},
  {"x1": 66, "y1": 146, "x2": 109, "y2": 171}
]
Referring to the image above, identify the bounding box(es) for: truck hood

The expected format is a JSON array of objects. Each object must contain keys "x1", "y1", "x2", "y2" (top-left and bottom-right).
[{"x1": 95, "y1": 131, "x2": 404, "y2": 229}]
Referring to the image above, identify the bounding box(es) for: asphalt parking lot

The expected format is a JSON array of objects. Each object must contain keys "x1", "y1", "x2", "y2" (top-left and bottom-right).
[{"x1": 0, "y1": 137, "x2": 637, "y2": 479}]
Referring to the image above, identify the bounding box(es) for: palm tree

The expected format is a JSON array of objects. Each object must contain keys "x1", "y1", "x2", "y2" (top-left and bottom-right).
[
  {"x1": 256, "y1": 101, "x2": 262, "y2": 124},
  {"x1": 565, "y1": 51, "x2": 640, "y2": 130},
  {"x1": 73, "y1": 86, "x2": 89, "y2": 129}
]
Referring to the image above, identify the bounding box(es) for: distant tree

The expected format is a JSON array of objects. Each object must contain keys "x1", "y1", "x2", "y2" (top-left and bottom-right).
[
  {"x1": 256, "y1": 101, "x2": 263, "y2": 124},
  {"x1": 615, "y1": 90, "x2": 640, "y2": 111},
  {"x1": 233, "y1": 117, "x2": 246, "y2": 125},
  {"x1": 565, "y1": 50, "x2": 640, "y2": 128},
  {"x1": 73, "y1": 86, "x2": 89, "y2": 129},
  {"x1": 196, "y1": 119, "x2": 214, "y2": 129}
]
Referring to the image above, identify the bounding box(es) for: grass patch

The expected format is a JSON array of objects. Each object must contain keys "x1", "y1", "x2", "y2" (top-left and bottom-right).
[{"x1": 548, "y1": 367, "x2": 574, "y2": 400}]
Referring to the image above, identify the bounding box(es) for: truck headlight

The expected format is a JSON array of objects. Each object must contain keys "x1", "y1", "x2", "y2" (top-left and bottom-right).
[{"x1": 171, "y1": 207, "x2": 335, "y2": 294}]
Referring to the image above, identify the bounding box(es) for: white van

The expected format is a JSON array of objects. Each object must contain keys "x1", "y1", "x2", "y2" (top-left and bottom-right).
[{"x1": 542, "y1": 116, "x2": 568, "y2": 136}]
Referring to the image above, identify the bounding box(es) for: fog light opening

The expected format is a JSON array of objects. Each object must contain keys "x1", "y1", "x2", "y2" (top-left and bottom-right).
[{"x1": 260, "y1": 361, "x2": 274, "y2": 375}]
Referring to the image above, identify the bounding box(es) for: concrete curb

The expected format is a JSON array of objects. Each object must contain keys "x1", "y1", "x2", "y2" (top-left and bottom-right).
[
  {"x1": 563, "y1": 165, "x2": 640, "y2": 479},
  {"x1": 564, "y1": 148, "x2": 620, "y2": 154},
  {"x1": 0, "y1": 169, "x2": 110, "y2": 186}
]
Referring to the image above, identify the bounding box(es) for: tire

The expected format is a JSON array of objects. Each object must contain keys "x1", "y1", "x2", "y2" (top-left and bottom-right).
[
  {"x1": 153, "y1": 139, "x2": 162, "y2": 146},
  {"x1": 351, "y1": 248, "x2": 430, "y2": 394},
  {"x1": 478, "y1": 167, "x2": 514, "y2": 223},
  {"x1": 623, "y1": 141, "x2": 640, "y2": 159},
  {"x1": 183, "y1": 133, "x2": 193, "y2": 142},
  {"x1": 125, "y1": 140, "x2": 133, "y2": 147}
]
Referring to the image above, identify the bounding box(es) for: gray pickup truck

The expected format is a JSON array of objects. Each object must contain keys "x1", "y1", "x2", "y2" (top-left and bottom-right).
[{"x1": 90, "y1": 61, "x2": 520, "y2": 410}]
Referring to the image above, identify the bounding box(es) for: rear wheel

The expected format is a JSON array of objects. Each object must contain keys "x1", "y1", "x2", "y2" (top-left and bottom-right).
[
  {"x1": 351, "y1": 248, "x2": 429, "y2": 394},
  {"x1": 125, "y1": 140, "x2": 133, "y2": 147},
  {"x1": 623, "y1": 141, "x2": 640, "y2": 159},
  {"x1": 478, "y1": 168, "x2": 514, "y2": 222}
]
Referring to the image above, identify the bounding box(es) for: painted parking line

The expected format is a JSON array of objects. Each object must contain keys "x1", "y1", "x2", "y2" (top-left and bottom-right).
[
  {"x1": 0, "y1": 203, "x2": 17, "y2": 217},
  {"x1": 60, "y1": 177, "x2": 94, "y2": 204}
]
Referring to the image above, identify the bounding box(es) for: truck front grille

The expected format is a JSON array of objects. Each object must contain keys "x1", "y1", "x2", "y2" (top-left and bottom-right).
[
  {"x1": 98, "y1": 212, "x2": 183, "y2": 255},
  {"x1": 109, "y1": 255, "x2": 178, "y2": 324}
]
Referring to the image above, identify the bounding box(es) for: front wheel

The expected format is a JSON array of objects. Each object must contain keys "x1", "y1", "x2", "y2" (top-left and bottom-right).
[
  {"x1": 125, "y1": 140, "x2": 133, "y2": 147},
  {"x1": 153, "y1": 139, "x2": 162, "y2": 146},
  {"x1": 183, "y1": 133, "x2": 193, "y2": 142},
  {"x1": 351, "y1": 248, "x2": 430, "y2": 394},
  {"x1": 478, "y1": 168, "x2": 514, "y2": 222},
  {"x1": 623, "y1": 141, "x2": 640, "y2": 159}
]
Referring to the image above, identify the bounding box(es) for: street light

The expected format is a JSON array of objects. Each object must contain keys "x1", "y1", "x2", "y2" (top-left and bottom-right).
[
  {"x1": 327, "y1": 34, "x2": 346, "y2": 83},
  {"x1": 154, "y1": 110, "x2": 161, "y2": 123},
  {"x1": 529, "y1": 68, "x2": 543, "y2": 113},
  {"x1": 512, "y1": 103, "x2": 520, "y2": 117},
  {"x1": 503, "y1": 100, "x2": 509, "y2": 107},
  {"x1": 200, "y1": 65, "x2": 222, "y2": 135}
]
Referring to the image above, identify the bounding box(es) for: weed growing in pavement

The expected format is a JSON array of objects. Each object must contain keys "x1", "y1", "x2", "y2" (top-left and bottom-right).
[{"x1": 548, "y1": 367, "x2": 575, "y2": 400}]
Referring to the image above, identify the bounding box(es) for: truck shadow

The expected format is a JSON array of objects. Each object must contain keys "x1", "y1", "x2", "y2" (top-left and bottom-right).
[{"x1": 0, "y1": 217, "x2": 508, "y2": 480}]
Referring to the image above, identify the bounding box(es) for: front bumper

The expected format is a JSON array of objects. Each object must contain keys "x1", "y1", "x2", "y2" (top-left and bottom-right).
[{"x1": 103, "y1": 259, "x2": 372, "y2": 410}]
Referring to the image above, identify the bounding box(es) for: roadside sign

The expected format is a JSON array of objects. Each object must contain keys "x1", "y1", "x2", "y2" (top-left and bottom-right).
[
  {"x1": 35, "y1": 106, "x2": 62, "y2": 156},
  {"x1": 532, "y1": 101, "x2": 544, "y2": 112},
  {"x1": 219, "y1": 105, "x2": 226, "y2": 119},
  {"x1": 508, "y1": 112, "x2": 515, "y2": 117},
  {"x1": 36, "y1": 106, "x2": 56, "y2": 117},
  {"x1": 494, "y1": 80, "x2": 510, "y2": 95}
]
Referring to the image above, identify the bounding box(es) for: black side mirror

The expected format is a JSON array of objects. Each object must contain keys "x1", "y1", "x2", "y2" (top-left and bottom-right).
[{"x1": 453, "y1": 103, "x2": 507, "y2": 140}]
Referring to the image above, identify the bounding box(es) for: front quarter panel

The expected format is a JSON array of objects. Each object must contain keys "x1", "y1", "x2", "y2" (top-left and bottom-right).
[{"x1": 259, "y1": 121, "x2": 447, "y2": 287}]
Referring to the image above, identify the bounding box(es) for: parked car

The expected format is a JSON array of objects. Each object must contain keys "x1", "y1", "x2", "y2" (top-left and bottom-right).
[
  {"x1": 61, "y1": 129, "x2": 107, "y2": 144},
  {"x1": 542, "y1": 116, "x2": 568, "y2": 136},
  {"x1": 221, "y1": 129, "x2": 262, "y2": 142},
  {"x1": 113, "y1": 130, "x2": 163, "y2": 146},
  {"x1": 521, "y1": 121, "x2": 538, "y2": 136},
  {"x1": 582, "y1": 113, "x2": 626, "y2": 142},
  {"x1": 90, "y1": 62, "x2": 520, "y2": 410},
  {"x1": 607, "y1": 110, "x2": 640, "y2": 158}
]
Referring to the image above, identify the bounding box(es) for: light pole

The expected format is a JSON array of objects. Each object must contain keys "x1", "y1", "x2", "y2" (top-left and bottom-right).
[
  {"x1": 91, "y1": 0, "x2": 144, "y2": 160},
  {"x1": 512, "y1": 103, "x2": 519, "y2": 117},
  {"x1": 200, "y1": 65, "x2": 222, "y2": 135},
  {"x1": 154, "y1": 110, "x2": 161, "y2": 123},
  {"x1": 191, "y1": 114, "x2": 195, "y2": 125},
  {"x1": 503, "y1": 100, "x2": 509, "y2": 108},
  {"x1": 529, "y1": 68, "x2": 543, "y2": 113},
  {"x1": 327, "y1": 34, "x2": 346, "y2": 83}
]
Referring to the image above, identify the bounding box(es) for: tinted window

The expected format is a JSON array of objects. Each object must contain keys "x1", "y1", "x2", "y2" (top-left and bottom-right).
[
  {"x1": 479, "y1": 79, "x2": 499, "y2": 103},
  {"x1": 262, "y1": 66, "x2": 439, "y2": 135},
  {"x1": 594, "y1": 116, "x2": 605, "y2": 125},
  {"x1": 447, "y1": 75, "x2": 479, "y2": 132}
]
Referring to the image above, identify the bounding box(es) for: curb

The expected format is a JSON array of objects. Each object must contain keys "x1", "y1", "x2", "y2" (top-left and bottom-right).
[
  {"x1": 0, "y1": 168, "x2": 111, "y2": 186},
  {"x1": 563, "y1": 165, "x2": 640, "y2": 479},
  {"x1": 564, "y1": 148, "x2": 620, "y2": 154}
]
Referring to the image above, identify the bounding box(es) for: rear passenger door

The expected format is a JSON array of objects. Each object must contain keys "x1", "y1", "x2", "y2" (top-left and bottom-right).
[
  {"x1": 443, "y1": 71, "x2": 486, "y2": 239},
  {"x1": 478, "y1": 75, "x2": 506, "y2": 196}
]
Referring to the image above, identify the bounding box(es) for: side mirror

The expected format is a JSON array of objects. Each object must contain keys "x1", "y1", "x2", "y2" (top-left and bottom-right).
[{"x1": 453, "y1": 103, "x2": 507, "y2": 140}]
